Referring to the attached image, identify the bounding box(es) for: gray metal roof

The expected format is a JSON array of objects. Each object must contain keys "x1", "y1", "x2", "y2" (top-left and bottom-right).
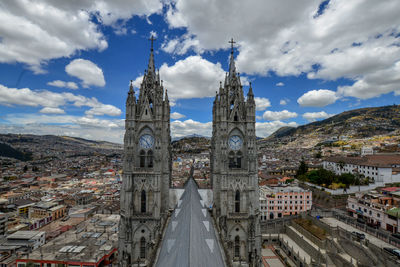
[{"x1": 155, "y1": 178, "x2": 226, "y2": 267}]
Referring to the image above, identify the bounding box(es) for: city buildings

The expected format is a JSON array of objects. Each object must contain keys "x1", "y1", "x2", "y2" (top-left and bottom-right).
[
  {"x1": 15, "y1": 214, "x2": 118, "y2": 267},
  {"x1": 259, "y1": 186, "x2": 312, "y2": 221},
  {"x1": 347, "y1": 188, "x2": 400, "y2": 233},
  {"x1": 323, "y1": 154, "x2": 400, "y2": 183}
]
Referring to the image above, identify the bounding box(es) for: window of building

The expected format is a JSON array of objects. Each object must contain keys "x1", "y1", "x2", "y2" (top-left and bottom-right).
[
  {"x1": 140, "y1": 237, "x2": 146, "y2": 259},
  {"x1": 229, "y1": 151, "x2": 242, "y2": 169},
  {"x1": 147, "y1": 150, "x2": 153, "y2": 168},
  {"x1": 141, "y1": 190, "x2": 146, "y2": 213},
  {"x1": 377, "y1": 213, "x2": 380, "y2": 217},
  {"x1": 234, "y1": 236, "x2": 240, "y2": 258},
  {"x1": 235, "y1": 190, "x2": 240, "y2": 213},
  {"x1": 140, "y1": 150, "x2": 145, "y2": 167}
]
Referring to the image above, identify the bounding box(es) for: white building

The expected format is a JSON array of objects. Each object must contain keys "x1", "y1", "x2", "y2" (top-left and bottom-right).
[
  {"x1": 323, "y1": 154, "x2": 400, "y2": 183},
  {"x1": 361, "y1": 146, "x2": 374, "y2": 156}
]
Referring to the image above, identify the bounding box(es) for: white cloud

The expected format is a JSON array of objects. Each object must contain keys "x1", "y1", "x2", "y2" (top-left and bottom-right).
[
  {"x1": 171, "y1": 119, "x2": 212, "y2": 138},
  {"x1": 337, "y1": 61, "x2": 400, "y2": 99},
  {"x1": 254, "y1": 97, "x2": 271, "y2": 111},
  {"x1": 65, "y1": 59, "x2": 105, "y2": 88},
  {"x1": 276, "y1": 82, "x2": 284, "y2": 87},
  {"x1": 0, "y1": 0, "x2": 162, "y2": 72},
  {"x1": 149, "y1": 31, "x2": 158, "y2": 38},
  {"x1": 48, "y1": 80, "x2": 78, "y2": 90},
  {"x1": 0, "y1": 115, "x2": 124, "y2": 143},
  {"x1": 297, "y1": 89, "x2": 338, "y2": 107},
  {"x1": 302, "y1": 111, "x2": 334, "y2": 122},
  {"x1": 262, "y1": 110, "x2": 297, "y2": 121},
  {"x1": 280, "y1": 99, "x2": 289, "y2": 105},
  {"x1": 162, "y1": 35, "x2": 203, "y2": 55},
  {"x1": 171, "y1": 112, "x2": 186, "y2": 120},
  {"x1": 256, "y1": 121, "x2": 298, "y2": 137},
  {"x1": 85, "y1": 104, "x2": 121, "y2": 117},
  {"x1": 165, "y1": 0, "x2": 400, "y2": 100},
  {"x1": 39, "y1": 107, "x2": 65, "y2": 114},
  {"x1": 134, "y1": 56, "x2": 225, "y2": 100},
  {"x1": 0, "y1": 84, "x2": 121, "y2": 116}
]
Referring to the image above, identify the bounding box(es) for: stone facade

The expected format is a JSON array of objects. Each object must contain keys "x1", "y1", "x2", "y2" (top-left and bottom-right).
[
  {"x1": 118, "y1": 39, "x2": 171, "y2": 266},
  {"x1": 211, "y1": 42, "x2": 261, "y2": 266}
]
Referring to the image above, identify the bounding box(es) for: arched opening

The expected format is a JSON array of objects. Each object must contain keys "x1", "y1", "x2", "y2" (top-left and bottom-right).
[
  {"x1": 140, "y1": 237, "x2": 146, "y2": 259},
  {"x1": 229, "y1": 151, "x2": 235, "y2": 168},
  {"x1": 234, "y1": 112, "x2": 238, "y2": 121},
  {"x1": 140, "y1": 150, "x2": 145, "y2": 168},
  {"x1": 147, "y1": 150, "x2": 153, "y2": 168},
  {"x1": 235, "y1": 190, "x2": 240, "y2": 213},
  {"x1": 236, "y1": 151, "x2": 242, "y2": 168},
  {"x1": 141, "y1": 190, "x2": 146, "y2": 213},
  {"x1": 234, "y1": 236, "x2": 240, "y2": 258},
  {"x1": 270, "y1": 212, "x2": 274, "y2": 220}
]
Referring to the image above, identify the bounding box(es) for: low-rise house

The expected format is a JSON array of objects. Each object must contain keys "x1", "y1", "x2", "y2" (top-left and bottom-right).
[{"x1": 347, "y1": 189, "x2": 400, "y2": 232}]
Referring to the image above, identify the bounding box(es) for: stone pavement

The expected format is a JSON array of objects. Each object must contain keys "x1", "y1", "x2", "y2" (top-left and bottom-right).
[{"x1": 261, "y1": 246, "x2": 285, "y2": 267}]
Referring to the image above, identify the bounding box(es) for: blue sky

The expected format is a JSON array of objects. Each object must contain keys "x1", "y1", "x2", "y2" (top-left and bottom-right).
[{"x1": 0, "y1": 0, "x2": 399, "y2": 143}]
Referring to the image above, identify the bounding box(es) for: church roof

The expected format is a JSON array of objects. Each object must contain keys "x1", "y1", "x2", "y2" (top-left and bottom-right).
[{"x1": 155, "y1": 177, "x2": 226, "y2": 267}]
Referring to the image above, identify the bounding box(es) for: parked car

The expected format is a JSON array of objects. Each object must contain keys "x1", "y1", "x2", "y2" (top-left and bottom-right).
[
  {"x1": 357, "y1": 218, "x2": 365, "y2": 224},
  {"x1": 352, "y1": 231, "x2": 365, "y2": 240},
  {"x1": 384, "y1": 247, "x2": 400, "y2": 259},
  {"x1": 392, "y1": 233, "x2": 400, "y2": 240}
]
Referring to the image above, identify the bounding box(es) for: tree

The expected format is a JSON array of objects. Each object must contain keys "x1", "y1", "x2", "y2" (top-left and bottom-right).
[
  {"x1": 296, "y1": 160, "x2": 308, "y2": 177},
  {"x1": 338, "y1": 173, "x2": 355, "y2": 187}
]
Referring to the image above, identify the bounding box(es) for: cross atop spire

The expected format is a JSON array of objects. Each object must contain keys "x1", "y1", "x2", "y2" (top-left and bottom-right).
[
  {"x1": 149, "y1": 35, "x2": 156, "y2": 51},
  {"x1": 228, "y1": 38, "x2": 237, "y2": 79},
  {"x1": 229, "y1": 38, "x2": 236, "y2": 54}
]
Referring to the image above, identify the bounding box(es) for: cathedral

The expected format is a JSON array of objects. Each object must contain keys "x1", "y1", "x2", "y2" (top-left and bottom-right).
[{"x1": 119, "y1": 38, "x2": 261, "y2": 266}]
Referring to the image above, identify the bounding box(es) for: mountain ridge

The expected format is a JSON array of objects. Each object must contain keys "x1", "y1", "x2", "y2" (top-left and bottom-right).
[{"x1": 261, "y1": 104, "x2": 400, "y2": 147}]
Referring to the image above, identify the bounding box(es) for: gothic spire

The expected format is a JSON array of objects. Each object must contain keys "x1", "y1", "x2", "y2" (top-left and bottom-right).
[
  {"x1": 228, "y1": 38, "x2": 237, "y2": 78},
  {"x1": 147, "y1": 35, "x2": 156, "y2": 77},
  {"x1": 247, "y1": 82, "x2": 254, "y2": 98}
]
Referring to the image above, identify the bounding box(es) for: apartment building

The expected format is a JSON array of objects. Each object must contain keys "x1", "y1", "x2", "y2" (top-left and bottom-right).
[
  {"x1": 259, "y1": 186, "x2": 312, "y2": 221},
  {"x1": 347, "y1": 189, "x2": 400, "y2": 233}
]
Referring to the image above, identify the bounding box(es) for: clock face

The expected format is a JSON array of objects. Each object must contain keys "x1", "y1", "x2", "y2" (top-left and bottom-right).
[
  {"x1": 139, "y1": 134, "x2": 154, "y2": 149},
  {"x1": 228, "y1": 135, "x2": 242, "y2": 150}
]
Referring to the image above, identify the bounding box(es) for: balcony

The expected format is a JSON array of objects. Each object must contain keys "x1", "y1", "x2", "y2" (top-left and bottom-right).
[
  {"x1": 131, "y1": 212, "x2": 153, "y2": 219},
  {"x1": 228, "y1": 212, "x2": 249, "y2": 219},
  {"x1": 132, "y1": 167, "x2": 154, "y2": 173}
]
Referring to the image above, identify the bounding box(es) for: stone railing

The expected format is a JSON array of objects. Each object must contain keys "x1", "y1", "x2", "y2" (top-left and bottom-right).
[{"x1": 228, "y1": 212, "x2": 248, "y2": 219}]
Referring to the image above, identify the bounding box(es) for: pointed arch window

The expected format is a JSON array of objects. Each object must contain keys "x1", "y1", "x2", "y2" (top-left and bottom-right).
[
  {"x1": 235, "y1": 190, "x2": 240, "y2": 213},
  {"x1": 234, "y1": 112, "x2": 238, "y2": 121},
  {"x1": 140, "y1": 150, "x2": 146, "y2": 168},
  {"x1": 229, "y1": 151, "x2": 242, "y2": 169},
  {"x1": 147, "y1": 150, "x2": 153, "y2": 168},
  {"x1": 229, "y1": 151, "x2": 235, "y2": 168},
  {"x1": 236, "y1": 151, "x2": 242, "y2": 168},
  {"x1": 141, "y1": 190, "x2": 146, "y2": 213},
  {"x1": 140, "y1": 237, "x2": 146, "y2": 259},
  {"x1": 234, "y1": 236, "x2": 240, "y2": 258}
]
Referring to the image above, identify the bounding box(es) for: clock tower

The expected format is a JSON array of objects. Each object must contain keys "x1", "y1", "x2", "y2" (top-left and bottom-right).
[
  {"x1": 118, "y1": 36, "x2": 171, "y2": 266},
  {"x1": 211, "y1": 39, "x2": 261, "y2": 266}
]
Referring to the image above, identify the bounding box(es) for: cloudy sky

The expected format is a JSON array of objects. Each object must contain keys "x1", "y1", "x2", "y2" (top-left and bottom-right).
[{"x1": 0, "y1": 0, "x2": 399, "y2": 143}]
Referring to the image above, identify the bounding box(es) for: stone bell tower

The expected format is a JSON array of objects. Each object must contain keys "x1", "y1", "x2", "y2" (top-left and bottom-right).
[
  {"x1": 211, "y1": 39, "x2": 261, "y2": 266},
  {"x1": 118, "y1": 36, "x2": 171, "y2": 266}
]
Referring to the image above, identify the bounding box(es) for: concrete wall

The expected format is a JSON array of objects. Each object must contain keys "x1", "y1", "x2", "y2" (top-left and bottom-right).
[
  {"x1": 285, "y1": 225, "x2": 322, "y2": 260},
  {"x1": 304, "y1": 181, "x2": 385, "y2": 195}
]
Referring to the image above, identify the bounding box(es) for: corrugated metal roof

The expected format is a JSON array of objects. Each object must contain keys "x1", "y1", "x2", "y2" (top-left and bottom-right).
[{"x1": 155, "y1": 177, "x2": 226, "y2": 267}]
